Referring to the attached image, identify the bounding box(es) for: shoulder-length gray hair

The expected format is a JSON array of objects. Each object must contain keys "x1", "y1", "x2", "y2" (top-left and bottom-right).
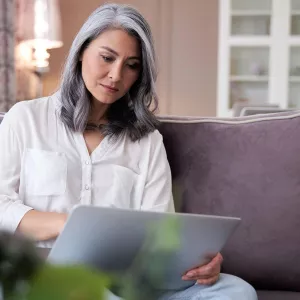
[{"x1": 59, "y1": 3, "x2": 159, "y2": 141}]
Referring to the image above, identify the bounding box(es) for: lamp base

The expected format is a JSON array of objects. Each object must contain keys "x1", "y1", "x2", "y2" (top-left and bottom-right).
[{"x1": 33, "y1": 66, "x2": 49, "y2": 98}]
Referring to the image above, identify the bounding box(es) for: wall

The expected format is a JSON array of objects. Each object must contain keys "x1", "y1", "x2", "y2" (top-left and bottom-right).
[{"x1": 43, "y1": 0, "x2": 218, "y2": 116}]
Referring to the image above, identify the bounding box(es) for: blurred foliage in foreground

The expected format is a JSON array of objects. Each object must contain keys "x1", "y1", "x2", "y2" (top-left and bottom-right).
[{"x1": 0, "y1": 215, "x2": 181, "y2": 300}]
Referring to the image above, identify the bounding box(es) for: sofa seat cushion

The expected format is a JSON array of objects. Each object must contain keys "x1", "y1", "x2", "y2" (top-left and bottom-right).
[{"x1": 257, "y1": 290, "x2": 300, "y2": 300}]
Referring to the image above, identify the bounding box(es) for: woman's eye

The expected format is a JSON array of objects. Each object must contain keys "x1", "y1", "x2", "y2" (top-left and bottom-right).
[
  {"x1": 128, "y1": 63, "x2": 140, "y2": 70},
  {"x1": 101, "y1": 55, "x2": 114, "y2": 62}
]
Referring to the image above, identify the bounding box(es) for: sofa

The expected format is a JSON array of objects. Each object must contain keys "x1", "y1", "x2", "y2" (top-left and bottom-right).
[
  {"x1": 1, "y1": 111, "x2": 300, "y2": 299},
  {"x1": 158, "y1": 112, "x2": 300, "y2": 300}
]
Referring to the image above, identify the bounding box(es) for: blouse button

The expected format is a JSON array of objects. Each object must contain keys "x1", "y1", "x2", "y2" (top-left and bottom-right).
[
  {"x1": 85, "y1": 160, "x2": 90, "y2": 165},
  {"x1": 85, "y1": 185, "x2": 90, "y2": 190}
]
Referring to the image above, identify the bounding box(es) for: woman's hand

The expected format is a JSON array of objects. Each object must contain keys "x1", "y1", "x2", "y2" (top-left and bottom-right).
[
  {"x1": 182, "y1": 253, "x2": 223, "y2": 285},
  {"x1": 17, "y1": 210, "x2": 68, "y2": 241}
]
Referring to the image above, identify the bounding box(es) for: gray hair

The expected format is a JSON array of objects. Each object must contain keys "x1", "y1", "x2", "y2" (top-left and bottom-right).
[{"x1": 59, "y1": 3, "x2": 159, "y2": 141}]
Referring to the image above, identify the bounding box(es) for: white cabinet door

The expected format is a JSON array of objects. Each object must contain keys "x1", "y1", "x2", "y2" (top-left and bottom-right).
[
  {"x1": 218, "y1": 0, "x2": 273, "y2": 116},
  {"x1": 217, "y1": 0, "x2": 300, "y2": 116},
  {"x1": 288, "y1": 0, "x2": 300, "y2": 108}
]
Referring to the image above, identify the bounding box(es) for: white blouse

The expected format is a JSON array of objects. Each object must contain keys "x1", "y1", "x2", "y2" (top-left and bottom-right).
[{"x1": 0, "y1": 93, "x2": 174, "y2": 246}]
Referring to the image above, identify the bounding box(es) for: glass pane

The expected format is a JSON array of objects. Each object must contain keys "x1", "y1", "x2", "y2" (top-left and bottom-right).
[
  {"x1": 231, "y1": 16, "x2": 270, "y2": 36},
  {"x1": 231, "y1": 0, "x2": 272, "y2": 11},
  {"x1": 231, "y1": 47, "x2": 269, "y2": 76},
  {"x1": 291, "y1": 16, "x2": 300, "y2": 35},
  {"x1": 291, "y1": 0, "x2": 300, "y2": 35},
  {"x1": 291, "y1": 0, "x2": 300, "y2": 10},
  {"x1": 289, "y1": 83, "x2": 300, "y2": 108},
  {"x1": 289, "y1": 47, "x2": 300, "y2": 76},
  {"x1": 289, "y1": 46, "x2": 300, "y2": 107},
  {"x1": 230, "y1": 82, "x2": 269, "y2": 108},
  {"x1": 229, "y1": 47, "x2": 269, "y2": 108}
]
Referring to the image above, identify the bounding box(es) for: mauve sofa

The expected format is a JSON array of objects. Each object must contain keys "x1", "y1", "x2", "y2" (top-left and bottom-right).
[
  {"x1": 158, "y1": 112, "x2": 300, "y2": 300},
  {"x1": 1, "y1": 111, "x2": 300, "y2": 299}
]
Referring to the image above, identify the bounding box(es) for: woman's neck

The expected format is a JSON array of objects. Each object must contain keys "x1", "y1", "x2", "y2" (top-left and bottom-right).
[{"x1": 89, "y1": 99, "x2": 110, "y2": 124}]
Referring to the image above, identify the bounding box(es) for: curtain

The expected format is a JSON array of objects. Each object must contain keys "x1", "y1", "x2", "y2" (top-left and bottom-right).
[{"x1": 0, "y1": 0, "x2": 15, "y2": 112}]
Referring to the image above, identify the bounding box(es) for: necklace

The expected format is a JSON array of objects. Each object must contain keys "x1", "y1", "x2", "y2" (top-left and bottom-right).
[{"x1": 85, "y1": 123, "x2": 104, "y2": 131}]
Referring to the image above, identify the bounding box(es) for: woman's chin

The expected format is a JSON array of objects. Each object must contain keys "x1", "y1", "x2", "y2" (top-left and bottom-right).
[{"x1": 91, "y1": 95, "x2": 118, "y2": 105}]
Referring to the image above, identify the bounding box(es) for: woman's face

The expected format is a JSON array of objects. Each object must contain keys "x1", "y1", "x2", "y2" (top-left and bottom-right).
[{"x1": 81, "y1": 29, "x2": 141, "y2": 105}]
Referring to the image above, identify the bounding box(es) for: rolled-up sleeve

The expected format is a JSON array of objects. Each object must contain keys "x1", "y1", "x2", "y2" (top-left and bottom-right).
[
  {"x1": 0, "y1": 113, "x2": 32, "y2": 232},
  {"x1": 140, "y1": 132, "x2": 175, "y2": 213}
]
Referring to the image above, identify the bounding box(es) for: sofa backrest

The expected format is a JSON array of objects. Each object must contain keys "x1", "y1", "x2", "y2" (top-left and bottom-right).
[{"x1": 159, "y1": 111, "x2": 300, "y2": 292}]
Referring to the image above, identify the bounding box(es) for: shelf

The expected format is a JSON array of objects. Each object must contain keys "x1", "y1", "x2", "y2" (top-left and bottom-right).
[
  {"x1": 231, "y1": 10, "x2": 271, "y2": 16},
  {"x1": 230, "y1": 75, "x2": 269, "y2": 82},
  {"x1": 229, "y1": 37, "x2": 271, "y2": 46},
  {"x1": 289, "y1": 37, "x2": 300, "y2": 45},
  {"x1": 289, "y1": 76, "x2": 300, "y2": 82}
]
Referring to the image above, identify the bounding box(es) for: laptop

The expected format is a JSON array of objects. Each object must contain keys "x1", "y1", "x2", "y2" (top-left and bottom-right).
[{"x1": 48, "y1": 206, "x2": 240, "y2": 290}]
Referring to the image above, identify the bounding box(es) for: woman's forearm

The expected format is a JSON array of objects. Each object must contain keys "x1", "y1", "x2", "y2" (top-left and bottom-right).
[{"x1": 17, "y1": 210, "x2": 67, "y2": 241}]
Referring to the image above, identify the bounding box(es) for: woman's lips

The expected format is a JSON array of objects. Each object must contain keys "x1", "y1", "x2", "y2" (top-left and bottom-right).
[{"x1": 100, "y1": 84, "x2": 119, "y2": 92}]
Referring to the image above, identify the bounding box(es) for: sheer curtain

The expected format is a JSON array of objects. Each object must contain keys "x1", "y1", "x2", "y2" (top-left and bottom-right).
[{"x1": 0, "y1": 0, "x2": 15, "y2": 112}]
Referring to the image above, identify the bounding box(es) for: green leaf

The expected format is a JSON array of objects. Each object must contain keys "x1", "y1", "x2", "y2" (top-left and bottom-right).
[
  {"x1": 118, "y1": 216, "x2": 182, "y2": 300},
  {"x1": 24, "y1": 264, "x2": 111, "y2": 300}
]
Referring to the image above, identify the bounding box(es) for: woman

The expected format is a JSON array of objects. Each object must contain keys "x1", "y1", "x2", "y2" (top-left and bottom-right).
[{"x1": 0, "y1": 3, "x2": 257, "y2": 300}]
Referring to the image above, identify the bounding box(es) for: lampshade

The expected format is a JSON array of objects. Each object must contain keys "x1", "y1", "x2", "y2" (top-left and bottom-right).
[
  {"x1": 18, "y1": 0, "x2": 63, "y2": 49},
  {"x1": 17, "y1": 0, "x2": 63, "y2": 68}
]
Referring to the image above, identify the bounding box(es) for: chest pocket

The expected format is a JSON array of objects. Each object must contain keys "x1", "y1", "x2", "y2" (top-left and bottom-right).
[
  {"x1": 93, "y1": 164, "x2": 137, "y2": 208},
  {"x1": 23, "y1": 148, "x2": 67, "y2": 196}
]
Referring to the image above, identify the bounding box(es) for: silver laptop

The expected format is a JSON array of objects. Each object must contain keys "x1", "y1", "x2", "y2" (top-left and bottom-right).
[{"x1": 48, "y1": 206, "x2": 240, "y2": 290}]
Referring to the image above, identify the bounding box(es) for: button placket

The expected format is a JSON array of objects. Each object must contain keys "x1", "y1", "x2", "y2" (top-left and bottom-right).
[{"x1": 82, "y1": 158, "x2": 92, "y2": 204}]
